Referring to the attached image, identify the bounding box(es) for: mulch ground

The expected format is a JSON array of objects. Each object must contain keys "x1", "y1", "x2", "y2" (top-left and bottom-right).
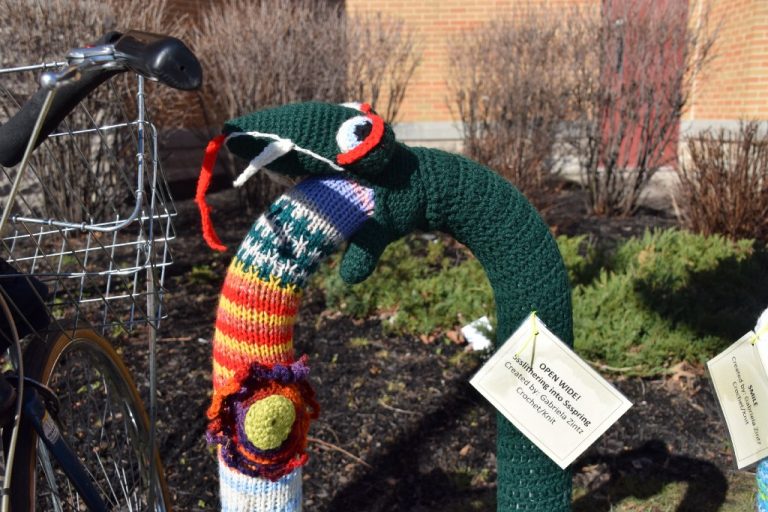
[{"x1": 121, "y1": 182, "x2": 745, "y2": 512}]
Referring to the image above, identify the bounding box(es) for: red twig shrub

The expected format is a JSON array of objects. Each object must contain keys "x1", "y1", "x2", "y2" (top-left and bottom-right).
[
  {"x1": 569, "y1": 0, "x2": 716, "y2": 216},
  {"x1": 449, "y1": 1, "x2": 716, "y2": 216}
]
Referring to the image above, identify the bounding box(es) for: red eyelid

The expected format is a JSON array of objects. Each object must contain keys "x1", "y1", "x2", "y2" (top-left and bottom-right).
[{"x1": 336, "y1": 107, "x2": 384, "y2": 166}]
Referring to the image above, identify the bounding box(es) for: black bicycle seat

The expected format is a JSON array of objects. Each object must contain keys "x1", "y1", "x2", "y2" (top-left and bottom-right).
[{"x1": 113, "y1": 30, "x2": 202, "y2": 91}]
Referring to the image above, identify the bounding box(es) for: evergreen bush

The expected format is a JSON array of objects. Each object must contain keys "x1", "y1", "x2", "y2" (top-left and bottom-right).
[{"x1": 313, "y1": 230, "x2": 768, "y2": 376}]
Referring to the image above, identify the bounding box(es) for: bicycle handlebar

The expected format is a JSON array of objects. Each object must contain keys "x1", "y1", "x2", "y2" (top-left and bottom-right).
[{"x1": 0, "y1": 30, "x2": 202, "y2": 168}]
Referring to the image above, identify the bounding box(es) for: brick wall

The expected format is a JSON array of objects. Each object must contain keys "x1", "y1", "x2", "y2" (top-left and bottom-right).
[
  {"x1": 347, "y1": 0, "x2": 768, "y2": 127},
  {"x1": 687, "y1": 0, "x2": 768, "y2": 121},
  {"x1": 158, "y1": 0, "x2": 768, "y2": 158},
  {"x1": 345, "y1": 0, "x2": 593, "y2": 124}
]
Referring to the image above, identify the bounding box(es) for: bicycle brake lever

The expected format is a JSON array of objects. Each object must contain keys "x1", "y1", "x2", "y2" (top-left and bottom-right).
[{"x1": 40, "y1": 44, "x2": 124, "y2": 90}]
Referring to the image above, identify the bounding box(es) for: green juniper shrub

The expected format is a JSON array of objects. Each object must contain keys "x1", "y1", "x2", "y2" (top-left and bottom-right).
[
  {"x1": 316, "y1": 235, "x2": 494, "y2": 338},
  {"x1": 312, "y1": 230, "x2": 768, "y2": 376},
  {"x1": 554, "y1": 234, "x2": 602, "y2": 287},
  {"x1": 574, "y1": 229, "x2": 768, "y2": 374}
]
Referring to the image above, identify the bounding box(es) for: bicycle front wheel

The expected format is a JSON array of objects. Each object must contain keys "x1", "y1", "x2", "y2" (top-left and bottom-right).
[{"x1": 10, "y1": 325, "x2": 170, "y2": 511}]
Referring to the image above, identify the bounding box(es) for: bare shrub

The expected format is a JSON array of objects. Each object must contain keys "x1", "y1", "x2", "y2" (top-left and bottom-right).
[
  {"x1": 191, "y1": 0, "x2": 419, "y2": 210},
  {"x1": 447, "y1": 11, "x2": 574, "y2": 198},
  {"x1": 346, "y1": 14, "x2": 419, "y2": 124},
  {"x1": 677, "y1": 122, "x2": 768, "y2": 241},
  {"x1": 568, "y1": 0, "x2": 716, "y2": 216},
  {"x1": 449, "y1": 1, "x2": 715, "y2": 214},
  {"x1": 0, "y1": 0, "x2": 188, "y2": 222}
]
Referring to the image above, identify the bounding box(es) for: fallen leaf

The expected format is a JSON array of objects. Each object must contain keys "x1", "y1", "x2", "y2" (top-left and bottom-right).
[
  {"x1": 445, "y1": 329, "x2": 464, "y2": 344},
  {"x1": 419, "y1": 334, "x2": 437, "y2": 344}
]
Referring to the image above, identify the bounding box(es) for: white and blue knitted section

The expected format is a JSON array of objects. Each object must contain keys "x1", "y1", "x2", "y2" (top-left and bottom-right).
[
  {"x1": 758, "y1": 459, "x2": 768, "y2": 511},
  {"x1": 219, "y1": 463, "x2": 302, "y2": 512},
  {"x1": 234, "y1": 176, "x2": 375, "y2": 288}
]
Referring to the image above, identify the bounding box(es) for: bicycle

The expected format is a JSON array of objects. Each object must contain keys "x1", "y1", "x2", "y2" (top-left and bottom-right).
[{"x1": 0, "y1": 30, "x2": 201, "y2": 511}]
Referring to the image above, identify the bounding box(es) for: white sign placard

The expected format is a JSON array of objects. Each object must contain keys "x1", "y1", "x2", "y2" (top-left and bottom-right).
[
  {"x1": 707, "y1": 332, "x2": 768, "y2": 468},
  {"x1": 470, "y1": 313, "x2": 632, "y2": 469}
]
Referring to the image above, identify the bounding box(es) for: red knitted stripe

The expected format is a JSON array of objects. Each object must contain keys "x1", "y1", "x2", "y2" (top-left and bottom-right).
[
  {"x1": 213, "y1": 372, "x2": 231, "y2": 390},
  {"x1": 220, "y1": 278, "x2": 301, "y2": 317},
  {"x1": 212, "y1": 348, "x2": 242, "y2": 375},
  {"x1": 214, "y1": 310, "x2": 294, "y2": 347},
  {"x1": 212, "y1": 335, "x2": 293, "y2": 369},
  {"x1": 213, "y1": 344, "x2": 257, "y2": 371}
]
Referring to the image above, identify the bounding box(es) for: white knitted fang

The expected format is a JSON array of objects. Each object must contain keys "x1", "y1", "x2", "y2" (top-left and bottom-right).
[
  {"x1": 227, "y1": 131, "x2": 345, "y2": 184},
  {"x1": 233, "y1": 138, "x2": 294, "y2": 188}
]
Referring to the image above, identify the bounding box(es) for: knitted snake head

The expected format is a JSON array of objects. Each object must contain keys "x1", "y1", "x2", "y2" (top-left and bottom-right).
[
  {"x1": 196, "y1": 101, "x2": 400, "y2": 252},
  {"x1": 225, "y1": 101, "x2": 396, "y2": 181}
]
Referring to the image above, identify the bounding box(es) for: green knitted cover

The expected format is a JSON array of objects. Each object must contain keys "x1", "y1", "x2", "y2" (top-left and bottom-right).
[{"x1": 203, "y1": 101, "x2": 573, "y2": 511}]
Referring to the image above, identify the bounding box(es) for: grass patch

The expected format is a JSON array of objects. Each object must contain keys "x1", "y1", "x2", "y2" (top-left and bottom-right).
[
  {"x1": 189, "y1": 263, "x2": 220, "y2": 285},
  {"x1": 311, "y1": 230, "x2": 768, "y2": 377},
  {"x1": 575, "y1": 230, "x2": 768, "y2": 374},
  {"x1": 346, "y1": 337, "x2": 371, "y2": 348}
]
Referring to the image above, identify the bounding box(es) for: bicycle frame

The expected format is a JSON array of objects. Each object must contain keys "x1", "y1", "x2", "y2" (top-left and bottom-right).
[
  {"x1": 0, "y1": 29, "x2": 201, "y2": 512},
  {"x1": 19, "y1": 384, "x2": 109, "y2": 512}
]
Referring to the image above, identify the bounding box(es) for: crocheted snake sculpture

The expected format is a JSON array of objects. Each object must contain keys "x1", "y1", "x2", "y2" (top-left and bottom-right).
[{"x1": 195, "y1": 101, "x2": 573, "y2": 511}]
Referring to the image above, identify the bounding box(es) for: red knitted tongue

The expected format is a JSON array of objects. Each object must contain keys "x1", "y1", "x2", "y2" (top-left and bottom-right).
[{"x1": 195, "y1": 134, "x2": 228, "y2": 252}]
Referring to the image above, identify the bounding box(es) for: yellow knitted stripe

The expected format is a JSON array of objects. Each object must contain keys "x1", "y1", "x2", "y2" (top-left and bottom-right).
[
  {"x1": 213, "y1": 329, "x2": 294, "y2": 363},
  {"x1": 213, "y1": 359, "x2": 235, "y2": 381},
  {"x1": 228, "y1": 260, "x2": 302, "y2": 297},
  {"x1": 217, "y1": 295, "x2": 297, "y2": 328}
]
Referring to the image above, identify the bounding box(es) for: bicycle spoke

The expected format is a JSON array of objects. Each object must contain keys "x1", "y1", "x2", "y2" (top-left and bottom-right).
[
  {"x1": 24, "y1": 337, "x2": 162, "y2": 511},
  {"x1": 36, "y1": 440, "x2": 64, "y2": 512}
]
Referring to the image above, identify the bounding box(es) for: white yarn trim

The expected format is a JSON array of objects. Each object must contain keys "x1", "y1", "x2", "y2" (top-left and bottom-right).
[
  {"x1": 227, "y1": 130, "x2": 344, "y2": 188},
  {"x1": 339, "y1": 101, "x2": 364, "y2": 112},
  {"x1": 231, "y1": 138, "x2": 293, "y2": 188}
]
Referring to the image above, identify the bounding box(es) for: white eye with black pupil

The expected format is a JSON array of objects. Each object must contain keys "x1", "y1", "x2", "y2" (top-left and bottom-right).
[{"x1": 336, "y1": 116, "x2": 373, "y2": 153}]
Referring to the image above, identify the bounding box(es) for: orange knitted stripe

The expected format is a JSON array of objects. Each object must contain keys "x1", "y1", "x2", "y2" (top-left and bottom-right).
[
  {"x1": 220, "y1": 268, "x2": 302, "y2": 317},
  {"x1": 213, "y1": 334, "x2": 294, "y2": 371},
  {"x1": 215, "y1": 299, "x2": 294, "y2": 342}
]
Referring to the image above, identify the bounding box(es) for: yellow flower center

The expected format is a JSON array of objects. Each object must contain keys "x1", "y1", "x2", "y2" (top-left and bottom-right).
[{"x1": 243, "y1": 395, "x2": 296, "y2": 450}]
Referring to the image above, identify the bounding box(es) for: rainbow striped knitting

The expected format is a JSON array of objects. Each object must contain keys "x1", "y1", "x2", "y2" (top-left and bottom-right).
[{"x1": 206, "y1": 176, "x2": 374, "y2": 511}]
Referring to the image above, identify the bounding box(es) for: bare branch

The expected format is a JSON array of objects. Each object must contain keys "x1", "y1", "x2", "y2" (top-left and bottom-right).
[
  {"x1": 0, "y1": 0, "x2": 189, "y2": 221},
  {"x1": 190, "y1": 1, "x2": 420, "y2": 210},
  {"x1": 447, "y1": 10, "x2": 574, "y2": 199},
  {"x1": 678, "y1": 122, "x2": 768, "y2": 241}
]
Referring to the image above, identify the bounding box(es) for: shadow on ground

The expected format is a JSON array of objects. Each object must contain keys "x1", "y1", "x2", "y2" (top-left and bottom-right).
[
  {"x1": 574, "y1": 440, "x2": 729, "y2": 512},
  {"x1": 321, "y1": 361, "x2": 495, "y2": 512},
  {"x1": 636, "y1": 248, "x2": 768, "y2": 342}
]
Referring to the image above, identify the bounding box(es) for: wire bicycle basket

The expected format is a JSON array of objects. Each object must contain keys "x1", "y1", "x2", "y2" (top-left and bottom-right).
[{"x1": 0, "y1": 61, "x2": 175, "y2": 337}]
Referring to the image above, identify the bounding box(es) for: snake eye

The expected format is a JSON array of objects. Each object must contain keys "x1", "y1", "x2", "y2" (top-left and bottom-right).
[
  {"x1": 336, "y1": 116, "x2": 373, "y2": 153},
  {"x1": 335, "y1": 105, "x2": 385, "y2": 166}
]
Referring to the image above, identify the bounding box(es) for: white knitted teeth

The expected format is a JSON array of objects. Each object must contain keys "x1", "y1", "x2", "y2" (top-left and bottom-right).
[
  {"x1": 227, "y1": 130, "x2": 346, "y2": 189},
  {"x1": 233, "y1": 138, "x2": 295, "y2": 188}
]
